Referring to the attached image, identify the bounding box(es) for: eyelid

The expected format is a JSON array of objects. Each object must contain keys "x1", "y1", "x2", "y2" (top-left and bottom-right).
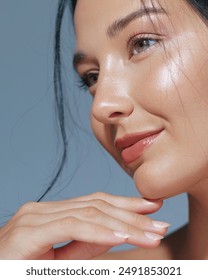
[
  {"x1": 126, "y1": 32, "x2": 162, "y2": 45},
  {"x1": 79, "y1": 69, "x2": 99, "y2": 91},
  {"x1": 126, "y1": 32, "x2": 164, "y2": 58}
]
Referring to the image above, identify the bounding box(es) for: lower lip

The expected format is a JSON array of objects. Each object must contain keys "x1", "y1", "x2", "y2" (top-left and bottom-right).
[{"x1": 121, "y1": 133, "x2": 160, "y2": 164}]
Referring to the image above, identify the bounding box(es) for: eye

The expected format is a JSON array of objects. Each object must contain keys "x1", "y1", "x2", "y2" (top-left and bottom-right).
[
  {"x1": 128, "y1": 35, "x2": 161, "y2": 58},
  {"x1": 79, "y1": 71, "x2": 99, "y2": 89}
]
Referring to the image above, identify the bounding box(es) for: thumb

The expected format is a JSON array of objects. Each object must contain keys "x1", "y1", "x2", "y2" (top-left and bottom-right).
[{"x1": 54, "y1": 241, "x2": 112, "y2": 260}]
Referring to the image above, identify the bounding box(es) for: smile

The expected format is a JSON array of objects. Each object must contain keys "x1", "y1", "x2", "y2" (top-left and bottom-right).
[{"x1": 115, "y1": 129, "x2": 163, "y2": 164}]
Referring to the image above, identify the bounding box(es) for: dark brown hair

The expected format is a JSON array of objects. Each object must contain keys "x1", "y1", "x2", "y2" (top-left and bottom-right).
[{"x1": 40, "y1": 0, "x2": 208, "y2": 201}]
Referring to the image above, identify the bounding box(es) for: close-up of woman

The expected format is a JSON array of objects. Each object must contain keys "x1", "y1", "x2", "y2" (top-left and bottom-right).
[
  {"x1": 0, "y1": 0, "x2": 207, "y2": 260},
  {"x1": 70, "y1": 0, "x2": 208, "y2": 259}
]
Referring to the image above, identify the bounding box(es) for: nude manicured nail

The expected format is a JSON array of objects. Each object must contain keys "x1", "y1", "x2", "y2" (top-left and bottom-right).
[
  {"x1": 152, "y1": 221, "x2": 171, "y2": 229},
  {"x1": 143, "y1": 199, "x2": 158, "y2": 205},
  {"x1": 113, "y1": 231, "x2": 131, "y2": 239},
  {"x1": 144, "y1": 232, "x2": 164, "y2": 241}
]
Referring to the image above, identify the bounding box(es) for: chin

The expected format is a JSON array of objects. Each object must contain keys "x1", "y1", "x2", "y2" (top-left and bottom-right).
[{"x1": 132, "y1": 161, "x2": 187, "y2": 200}]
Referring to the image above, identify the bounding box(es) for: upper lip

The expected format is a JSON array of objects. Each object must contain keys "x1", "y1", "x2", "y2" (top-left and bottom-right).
[{"x1": 115, "y1": 129, "x2": 163, "y2": 150}]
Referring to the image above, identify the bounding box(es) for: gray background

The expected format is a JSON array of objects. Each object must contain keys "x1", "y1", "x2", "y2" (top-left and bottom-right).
[{"x1": 0, "y1": 0, "x2": 188, "y2": 251}]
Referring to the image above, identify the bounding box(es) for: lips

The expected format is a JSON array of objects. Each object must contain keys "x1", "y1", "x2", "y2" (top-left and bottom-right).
[{"x1": 115, "y1": 129, "x2": 163, "y2": 164}]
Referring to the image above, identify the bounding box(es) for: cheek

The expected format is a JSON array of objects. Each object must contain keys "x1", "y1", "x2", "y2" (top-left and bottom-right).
[
  {"x1": 133, "y1": 147, "x2": 208, "y2": 200},
  {"x1": 137, "y1": 49, "x2": 191, "y2": 115},
  {"x1": 132, "y1": 51, "x2": 208, "y2": 199}
]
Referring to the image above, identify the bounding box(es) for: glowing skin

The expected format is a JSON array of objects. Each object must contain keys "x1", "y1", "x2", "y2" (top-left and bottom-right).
[{"x1": 74, "y1": 0, "x2": 208, "y2": 200}]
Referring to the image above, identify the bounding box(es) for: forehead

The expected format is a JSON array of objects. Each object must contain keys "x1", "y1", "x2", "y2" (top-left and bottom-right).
[
  {"x1": 74, "y1": 0, "x2": 189, "y2": 33},
  {"x1": 74, "y1": 0, "x2": 145, "y2": 24},
  {"x1": 73, "y1": 0, "x2": 206, "y2": 66}
]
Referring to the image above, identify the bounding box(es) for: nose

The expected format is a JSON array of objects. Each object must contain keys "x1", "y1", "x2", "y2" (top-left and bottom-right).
[{"x1": 91, "y1": 76, "x2": 134, "y2": 124}]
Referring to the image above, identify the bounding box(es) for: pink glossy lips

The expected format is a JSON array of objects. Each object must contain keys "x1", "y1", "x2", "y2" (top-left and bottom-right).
[{"x1": 115, "y1": 130, "x2": 162, "y2": 164}]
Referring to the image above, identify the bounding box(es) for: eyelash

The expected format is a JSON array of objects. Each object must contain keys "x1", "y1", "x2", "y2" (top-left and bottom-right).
[
  {"x1": 78, "y1": 33, "x2": 162, "y2": 90},
  {"x1": 127, "y1": 32, "x2": 162, "y2": 58},
  {"x1": 78, "y1": 72, "x2": 99, "y2": 90}
]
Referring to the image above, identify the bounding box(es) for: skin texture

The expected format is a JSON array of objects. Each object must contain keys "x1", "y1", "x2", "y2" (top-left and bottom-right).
[
  {"x1": 0, "y1": 1, "x2": 173, "y2": 260},
  {"x1": 0, "y1": 194, "x2": 168, "y2": 259},
  {"x1": 1, "y1": 0, "x2": 208, "y2": 260},
  {"x1": 74, "y1": 0, "x2": 208, "y2": 259}
]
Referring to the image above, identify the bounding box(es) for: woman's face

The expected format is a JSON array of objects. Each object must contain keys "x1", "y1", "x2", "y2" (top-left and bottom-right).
[{"x1": 74, "y1": 0, "x2": 208, "y2": 199}]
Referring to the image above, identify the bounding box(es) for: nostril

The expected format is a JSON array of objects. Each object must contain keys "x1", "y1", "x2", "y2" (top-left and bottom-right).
[{"x1": 109, "y1": 112, "x2": 123, "y2": 118}]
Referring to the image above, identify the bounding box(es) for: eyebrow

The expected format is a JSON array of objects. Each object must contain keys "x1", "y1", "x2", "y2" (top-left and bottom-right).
[
  {"x1": 73, "y1": 6, "x2": 166, "y2": 71},
  {"x1": 107, "y1": 7, "x2": 166, "y2": 38},
  {"x1": 73, "y1": 52, "x2": 97, "y2": 72}
]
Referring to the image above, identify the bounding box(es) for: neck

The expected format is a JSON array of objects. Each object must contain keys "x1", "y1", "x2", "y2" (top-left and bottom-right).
[{"x1": 183, "y1": 182, "x2": 208, "y2": 259}]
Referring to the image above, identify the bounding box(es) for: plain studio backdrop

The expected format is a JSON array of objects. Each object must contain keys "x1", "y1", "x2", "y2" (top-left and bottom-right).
[{"x1": 0, "y1": 0, "x2": 187, "y2": 251}]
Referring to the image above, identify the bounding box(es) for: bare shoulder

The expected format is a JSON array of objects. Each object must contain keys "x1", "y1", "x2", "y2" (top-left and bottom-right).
[{"x1": 94, "y1": 225, "x2": 187, "y2": 260}]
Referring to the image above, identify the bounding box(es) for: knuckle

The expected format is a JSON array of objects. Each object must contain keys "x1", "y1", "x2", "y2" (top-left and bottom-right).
[
  {"x1": 91, "y1": 199, "x2": 108, "y2": 209},
  {"x1": 134, "y1": 214, "x2": 151, "y2": 227},
  {"x1": 81, "y1": 206, "x2": 100, "y2": 219},
  {"x1": 8, "y1": 226, "x2": 30, "y2": 242},
  {"x1": 91, "y1": 224, "x2": 102, "y2": 235},
  {"x1": 15, "y1": 213, "x2": 38, "y2": 227},
  {"x1": 59, "y1": 216, "x2": 78, "y2": 227},
  {"x1": 125, "y1": 223, "x2": 135, "y2": 235},
  {"x1": 18, "y1": 202, "x2": 38, "y2": 214},
  {"x1": 90, "y1": 192, "x2": 108, "y2": 199},
  {"x1": 134, "y1": 213, "x2": 143, "y2": 225}
]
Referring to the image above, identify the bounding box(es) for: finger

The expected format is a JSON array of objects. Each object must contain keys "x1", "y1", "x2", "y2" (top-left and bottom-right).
[
  {"x1": 62, "y1": 207, "x2": 168, "y2": 245},
  {"x1": 57, "y1": 204, "x2": 169, "y2": 236},
  {"x1": 21, "y1": 194, "x2": 163, "y2": 216},
  {"x1": 25, "y1": 217, "x2": 127, "y2": 256},
  {"x1": 11, "y1": 197, "x2": 169, "y2": 240},
  {"x1": 74, "y1": 201, "x2": 170, "y2": 235},
  {"x1": 69, "y1": 192, "x2": 163, "y2": 213},
  {"x1": 28, "y1": 215, "x2": 163, "y2": 257},
  {"x1": 36, "y1": 210, "x2": 166, "y2": 249},
  {"x1": 54, "y1": 241, "x2": 111, "y2": 260},
  {"x1": 13, "y1": 204, "x2": 169, "y2": 238}
]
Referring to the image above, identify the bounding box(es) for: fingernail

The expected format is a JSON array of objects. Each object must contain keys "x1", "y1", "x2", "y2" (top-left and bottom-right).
[
  {"x1": 113, "y1": 231, "x2": 131, "y2": 239},
  {"x1": 144, "y1": 232, "x2": 164, "y2": 241},
  {"x1": 142, "y1": 199, "x2": 158, "y2": 205},
  {"x1": 152, "y1": 221, "x2": 171, "y2": 229}
]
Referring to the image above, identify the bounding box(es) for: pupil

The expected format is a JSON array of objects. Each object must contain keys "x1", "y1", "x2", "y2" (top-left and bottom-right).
[
  {"x1": 89, "y1": 74, "x2": 97, "y2": 85},
  {"x1": 140, "y1": 40, "x2": 148, "y2": 48}
]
